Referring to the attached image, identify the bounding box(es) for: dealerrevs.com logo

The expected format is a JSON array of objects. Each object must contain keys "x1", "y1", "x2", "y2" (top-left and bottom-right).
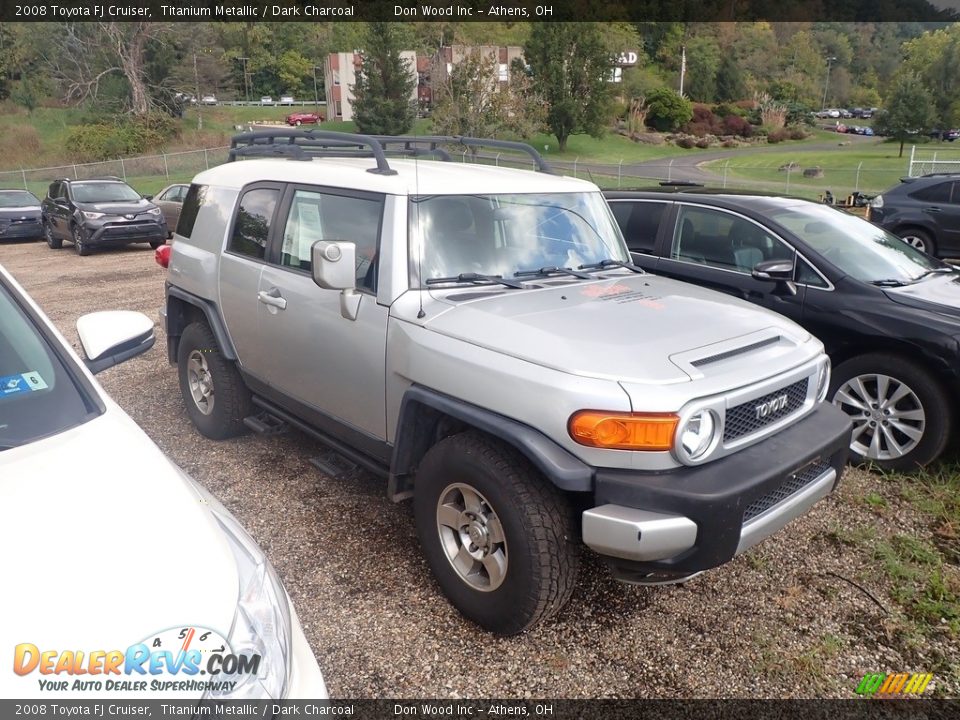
[{"x1": 12, "y1": 626, "x2": 261, "y2": 694}]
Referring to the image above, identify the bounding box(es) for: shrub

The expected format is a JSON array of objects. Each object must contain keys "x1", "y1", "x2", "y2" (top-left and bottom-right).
[
  {"x1": 646, "y1": 87, "x2": 694, "y2": 132},
  {"x1": 682, "y1": 105, "x2": 723, "y2": 137},
  {"x1": 722, "y1": 114, "x2": 753, "y2": 138},
  {"x1": 676, "y1": 136, "x2": 697, "y2": 149},
  {"x1": 767, "y1": 128, "x2": 791, "y2": 144},
  {"x1": 714, "y1": 102, "x2": 747, "y2": 119},
  {"x1": 788, "y1": 126, "x2": 808, "y2": 140},
  {"x1": 64, "y1": 113, "x2": 180, "y2": 162},
  {"x1": 695, "y1": 137, "x2": 711, "y2": 148}
]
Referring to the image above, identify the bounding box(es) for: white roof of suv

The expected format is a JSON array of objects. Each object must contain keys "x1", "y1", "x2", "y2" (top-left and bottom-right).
[{"x1": 192, "y1": 157, "x2": 597, "y2": 196}]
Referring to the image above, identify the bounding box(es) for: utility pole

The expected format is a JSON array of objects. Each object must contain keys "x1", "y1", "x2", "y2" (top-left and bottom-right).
[
  {"x1": 193, "y1": 52, "x2": 203, "y2": 130},
  {"x1": 237, "y1": 56, "x2": 250, "y2": 103},
  {"x1": 821, "y1": 56, "x2": 837, "y2": 111},
  {"x1": 313, "y1": 65, "x2": 321, "y2": 110}
]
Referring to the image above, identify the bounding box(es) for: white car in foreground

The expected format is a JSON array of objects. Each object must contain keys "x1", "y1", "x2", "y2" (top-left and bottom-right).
[{"x1": 0, "y1": 263, "x2": 326, "y2": 700}]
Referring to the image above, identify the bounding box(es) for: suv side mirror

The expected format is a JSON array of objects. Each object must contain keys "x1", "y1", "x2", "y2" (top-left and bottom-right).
[
  {"x1": 752, "y1": 259, "x2": 797, "y2": 297},
  {"x1": 54, "y1": 197, "x2": 68, "y2": 207},
  {"x1": 76, "y1": 311, "x2": 155, "y2": 374},
  {"x1": 144, "y1": 195, "x2": 154, "y2": 201},
  {"x1": 311, "y1": 240, "x2": 360, "y2": 320}
]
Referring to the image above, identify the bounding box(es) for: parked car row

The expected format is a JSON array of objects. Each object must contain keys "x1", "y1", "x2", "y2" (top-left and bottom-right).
[
  {"x1": 816, "y1": 107, "x2": 877, "y2": 119},
  {"x1": 835, "y1": 124, "x2": 875, "y2": 136}
]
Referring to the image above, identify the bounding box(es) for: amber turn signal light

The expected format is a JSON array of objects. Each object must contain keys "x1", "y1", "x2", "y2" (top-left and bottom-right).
[{"x1": 568, "y1": 411, "x2": 679, "y2": 451}]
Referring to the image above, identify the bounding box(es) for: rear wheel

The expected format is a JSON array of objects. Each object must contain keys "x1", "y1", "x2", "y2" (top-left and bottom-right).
[
  {"x1": 896, "y1": 227, "x2": 935, "y2": 256},
  {"x1": 177, "y1": 322, "x2": 251, "y2": 440},
  {"x1": 413, "y1": 431, "x2": 578, "y2": 635},
  {"x1": 149, "y1": 239, "x2": 164, "y2": 249},
  {"x1": 830, "y1": 353, "x2": 951, "y2": 471}
]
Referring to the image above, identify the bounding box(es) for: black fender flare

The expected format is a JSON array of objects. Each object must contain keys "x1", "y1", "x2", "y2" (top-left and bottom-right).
[
  {"x1": 388, "y1": 385, "x2": 594, "y2": 500},
  {"x1": 164, "y1": 284, "x2": 238, "y2": 363}
]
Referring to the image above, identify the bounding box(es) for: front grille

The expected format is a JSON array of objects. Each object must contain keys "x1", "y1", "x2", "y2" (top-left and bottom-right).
[
  {"x1": 723, "y1": 378, "x2": 808, "y2": 442},
  {"x1": 742, "y1": 459, "x2": 832, "y2": 524}
]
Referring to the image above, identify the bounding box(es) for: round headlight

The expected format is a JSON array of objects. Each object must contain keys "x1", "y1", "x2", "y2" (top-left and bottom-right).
[
  {"x1": 679, "y1": 409, "x2": 718, "y2": 461},
  {"x1": 817, "y1": 361, "x2": 831, "y2": 402}
]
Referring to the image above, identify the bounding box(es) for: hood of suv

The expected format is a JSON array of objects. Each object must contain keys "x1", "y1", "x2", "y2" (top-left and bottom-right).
[
  {"x1": 76, "y1": 199, "x2": 157, "y2": 216},
  {"x1": 422, "y1": 274, "x2": 811, "y2": 384}
]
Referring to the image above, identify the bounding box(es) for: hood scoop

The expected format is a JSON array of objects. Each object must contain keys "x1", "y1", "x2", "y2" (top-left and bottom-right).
[{"x1": 690, "y1": 335, "x2": 781, "y2": 367}]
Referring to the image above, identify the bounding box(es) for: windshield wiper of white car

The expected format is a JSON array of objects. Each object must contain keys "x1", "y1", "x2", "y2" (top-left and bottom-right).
[
  {"x1": 578, "y1": 259, "x2": 646, "y2": 274},
  {"x1": 514, "y1": 266, "x2": 592, "y2": 280},
  {"x1": 425, "y1": 273, "x2": 525, "y2": 289}
]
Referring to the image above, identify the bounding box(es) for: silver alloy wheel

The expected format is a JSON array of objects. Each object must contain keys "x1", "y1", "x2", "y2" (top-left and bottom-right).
[
  {"x1": 436, "y1": 482, "x2": 507, "y2": 592},
  {"x1": 833, "y1": 373, "x2": 926, "y2": 461},
  {"x1": 186, "y1": 350, "x2": 215, "y2": 416},
  {"x1": 901, "y1": 235, "x2": 927, "y2": 252}
]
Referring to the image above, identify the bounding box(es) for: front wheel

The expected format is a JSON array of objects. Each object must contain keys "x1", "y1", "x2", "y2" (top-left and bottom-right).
[
  {"x1": 72, "y1": 224, "x2": 90, "y2": 256},
  {"x1": 45, "y1": 221, "x2": 62, "y2": 249},
  {"x1": 413, "y1": 431, "x2": 578, "y2": 635},
  {"x1": 149, "y1": 239, "x2": 164, "y2": 249},
  {"x1": 177, "y1": 322, "x2": 251, "y2": 440},
  {"x1": 830, "y1": 353, "x2": 951, "y2": 471}
]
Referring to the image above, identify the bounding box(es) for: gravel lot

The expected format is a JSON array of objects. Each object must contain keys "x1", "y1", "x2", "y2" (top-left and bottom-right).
[{"x1": 2, "y1": 238, "x2": 957, "y2": 699}]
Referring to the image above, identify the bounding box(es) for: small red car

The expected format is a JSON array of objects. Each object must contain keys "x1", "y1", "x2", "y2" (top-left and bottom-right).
[{"x1": 286, "y1": 112, "x2": 323, "y2": 126}]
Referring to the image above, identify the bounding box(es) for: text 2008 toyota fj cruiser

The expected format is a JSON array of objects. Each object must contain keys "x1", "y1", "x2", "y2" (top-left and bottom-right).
[{"x1": 162, "y1": 132, "x2": 852, "y2": 634}]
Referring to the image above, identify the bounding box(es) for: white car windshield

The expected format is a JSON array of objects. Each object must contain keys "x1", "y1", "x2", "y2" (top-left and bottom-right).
[
  {"x1": 0, "y1": 280, "x2": 95, "y2": 449},
  {"x1": 409, "y1": 192, "x2": 629, "y2": 285},
  {"x1": 771, "y1": 204, "x2": 946, "y2": 284}
]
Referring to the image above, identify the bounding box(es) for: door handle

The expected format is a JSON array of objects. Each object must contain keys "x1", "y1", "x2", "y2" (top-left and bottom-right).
[
  {"x1": 257, "y1": 288, "x2": 287, "y2": 310},
  {"x1": 925, "y1": 206, "x2": 942, "y2": 212}
]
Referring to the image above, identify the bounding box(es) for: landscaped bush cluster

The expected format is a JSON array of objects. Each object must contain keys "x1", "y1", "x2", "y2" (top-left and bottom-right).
[
  {"x1": 65, "y1": 113, "x2": 179, "y2": 162},
  {"x1": 682, "y1": 105, "x2": 755, "y2": 138}
]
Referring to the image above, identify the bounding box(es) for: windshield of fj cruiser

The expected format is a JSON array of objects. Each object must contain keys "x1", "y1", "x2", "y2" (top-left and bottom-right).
[
  {"x1": 772, "y1": 204, "x2": 946, "y2": 284},
  {"x1": 0, "y1": 191, "x2": 40, "y2": 208},
  {"x1": 410, "y1": 192, "x2": 629, "y2": 285},
  {"x1": 71, "y1": 182, "x2": 142, "y2": 204},
  {"x1": 0, "y1": 281, "x2": 95, "y2": 450}
]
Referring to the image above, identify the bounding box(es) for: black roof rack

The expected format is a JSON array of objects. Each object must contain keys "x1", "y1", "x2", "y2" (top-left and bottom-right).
[{"x1": 227, "y1": 129, "x2": 553, "y2": 175}]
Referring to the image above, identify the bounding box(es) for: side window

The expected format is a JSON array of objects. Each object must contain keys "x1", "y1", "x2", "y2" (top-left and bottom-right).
[
  {"x1": 796, "y1": 256, "x2": 828, "y2": 288},
  {"x1": 911, "y1": 182, "x2": 952, "y2": 204},
  {"x1": 47, "y1": 182, "x2": 61, "y2": 200},
  {"x1": 672, "y1": 207, "x2": 792, "y2": 273},
  {"x1": 228, "y1": 188, "x2": 278, "y2": 260},
  {"x1": 610, "y1": 201, "x2": 667, "y2": 254},
  {"x1": 176, "y1": 184, "x2": 208, "y2": 239},
  {"x1": 278, "y1": 189, "x2": 384, "y2": 290}
]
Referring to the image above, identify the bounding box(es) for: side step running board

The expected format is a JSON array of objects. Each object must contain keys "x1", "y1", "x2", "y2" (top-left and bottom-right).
[
  {"x1": 310, "y1": 452, "x2": 359, "y2": 480},
  {"x1": 243, "y1": 412, "x2": 289, "y2": 435}
]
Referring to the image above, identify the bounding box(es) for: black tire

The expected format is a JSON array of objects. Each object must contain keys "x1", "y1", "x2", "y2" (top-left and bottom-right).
[
  {"x1": 45, "y1": 221, "x2": 62, "y2": 249},
  {"x1": 413, "y1": 431, "x2": 578, "y2": 635},
  {"x1": 177, "y1": 322, "x2": 251, "y2": 440},
  {"x1": 72, "y1": 224, "x2": 90, "y2": 256},
  {"x1": 149, "y1": 239, "x2": 164, "y2": 249},
  {"x1": 295, "y1": 119, "x2": 302, "y2": 126},
  {"x1": 896, "y1": 227, "x2": 936, "y2": 256},
  {"x1": 829, "y1": 353, "x2": 951, "y2": 471}
]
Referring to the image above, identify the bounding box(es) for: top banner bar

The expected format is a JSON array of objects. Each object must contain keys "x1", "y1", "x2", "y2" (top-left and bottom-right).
[{"x1": 2, "y1": 0, "x2": 958, "y2": 23}]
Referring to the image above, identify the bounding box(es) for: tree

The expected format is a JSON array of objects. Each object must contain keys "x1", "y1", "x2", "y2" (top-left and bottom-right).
[
  {"x1": 645, "y1": 87, "x2": 693, "y2": 132},
  {"x1": 525, "y1": 23, "x2": 613, "y2": 151},
  {"x1": 351, "y1": 22, "x2": 416, "y2": 136},
  {"x1": 431, "y1": 51, "x2": 544, "y2": 141},
  {"x1": 874, "y1": 73, "x2": 937, "y2": 158},
  {"x1": 715, "y1": 53, "x2": 745, "y2": 102},
  {"x1": 684, "y1": 35, "x2": 721, "y2": 103}
]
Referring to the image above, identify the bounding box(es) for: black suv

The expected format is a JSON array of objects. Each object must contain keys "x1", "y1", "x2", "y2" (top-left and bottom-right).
[
  {"x1": 606, "y1": 189, "x2": 960, "y2": 471},
  {"x1": 868, "y1": 174, "x2": 960, "y2": 257},
  {"x1": 41, "y1": 177, "x2": 168, "y2": 256}
]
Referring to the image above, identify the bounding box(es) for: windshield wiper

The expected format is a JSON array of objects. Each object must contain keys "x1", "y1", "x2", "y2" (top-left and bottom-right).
[
  {"x1": 514, "y1": 266, "x2": 592, "y2": 280},
  {"x1": 578, "y1": 259, "x2": 645, "y2": 274},
  {"x1": 916, "y1": 267, "x2": 955, "y2": 280},
  {"x1": 425, "y1": 273, "x2": 525, "y2": 289},
  {"x1": 870, "y1": 279, "x2": 909, "y2": 287}
]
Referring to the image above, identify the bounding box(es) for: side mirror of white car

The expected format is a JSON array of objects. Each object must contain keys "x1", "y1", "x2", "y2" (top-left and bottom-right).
[{"x1": 76, "y1": 311, "x2": 155, "y2": 374}]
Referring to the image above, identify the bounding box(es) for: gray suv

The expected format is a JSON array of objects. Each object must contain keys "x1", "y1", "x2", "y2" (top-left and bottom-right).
[
  {"x1": 162, "y1": 131, "x2": 852, "y2": 635},
  {"x1": 869, "y1": 173, "x2": 960, "y2": 257}
]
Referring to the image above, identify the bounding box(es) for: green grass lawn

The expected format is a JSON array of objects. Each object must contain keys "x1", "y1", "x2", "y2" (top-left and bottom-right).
[{"x1": 702, "y1": 138, "x2": 960, "y2": 197}]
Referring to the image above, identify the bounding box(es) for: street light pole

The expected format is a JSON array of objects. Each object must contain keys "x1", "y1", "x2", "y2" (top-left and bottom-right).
[{"x1": 821, "y1": 56, "x2": 837, "y2": 111}]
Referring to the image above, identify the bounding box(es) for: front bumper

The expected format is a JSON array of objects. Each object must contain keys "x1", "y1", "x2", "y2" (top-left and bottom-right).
[
  {"x1": 0, "y1": 220, "x2": 43, "y2": 239},
  {"x1": 285, "y1": 603, "x2": 328, "y2": 699},
  {"x1": 582, "y1": 403, "x2": 852, "y2": 578},
  {"x1": 86, "y1": 220, "x2": 167, "y2": 246}
]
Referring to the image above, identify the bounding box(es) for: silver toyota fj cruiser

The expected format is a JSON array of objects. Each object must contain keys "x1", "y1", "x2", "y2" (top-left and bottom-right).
[{"x1": 162, "y1": 131, "x2": 852, "y2": 635}]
